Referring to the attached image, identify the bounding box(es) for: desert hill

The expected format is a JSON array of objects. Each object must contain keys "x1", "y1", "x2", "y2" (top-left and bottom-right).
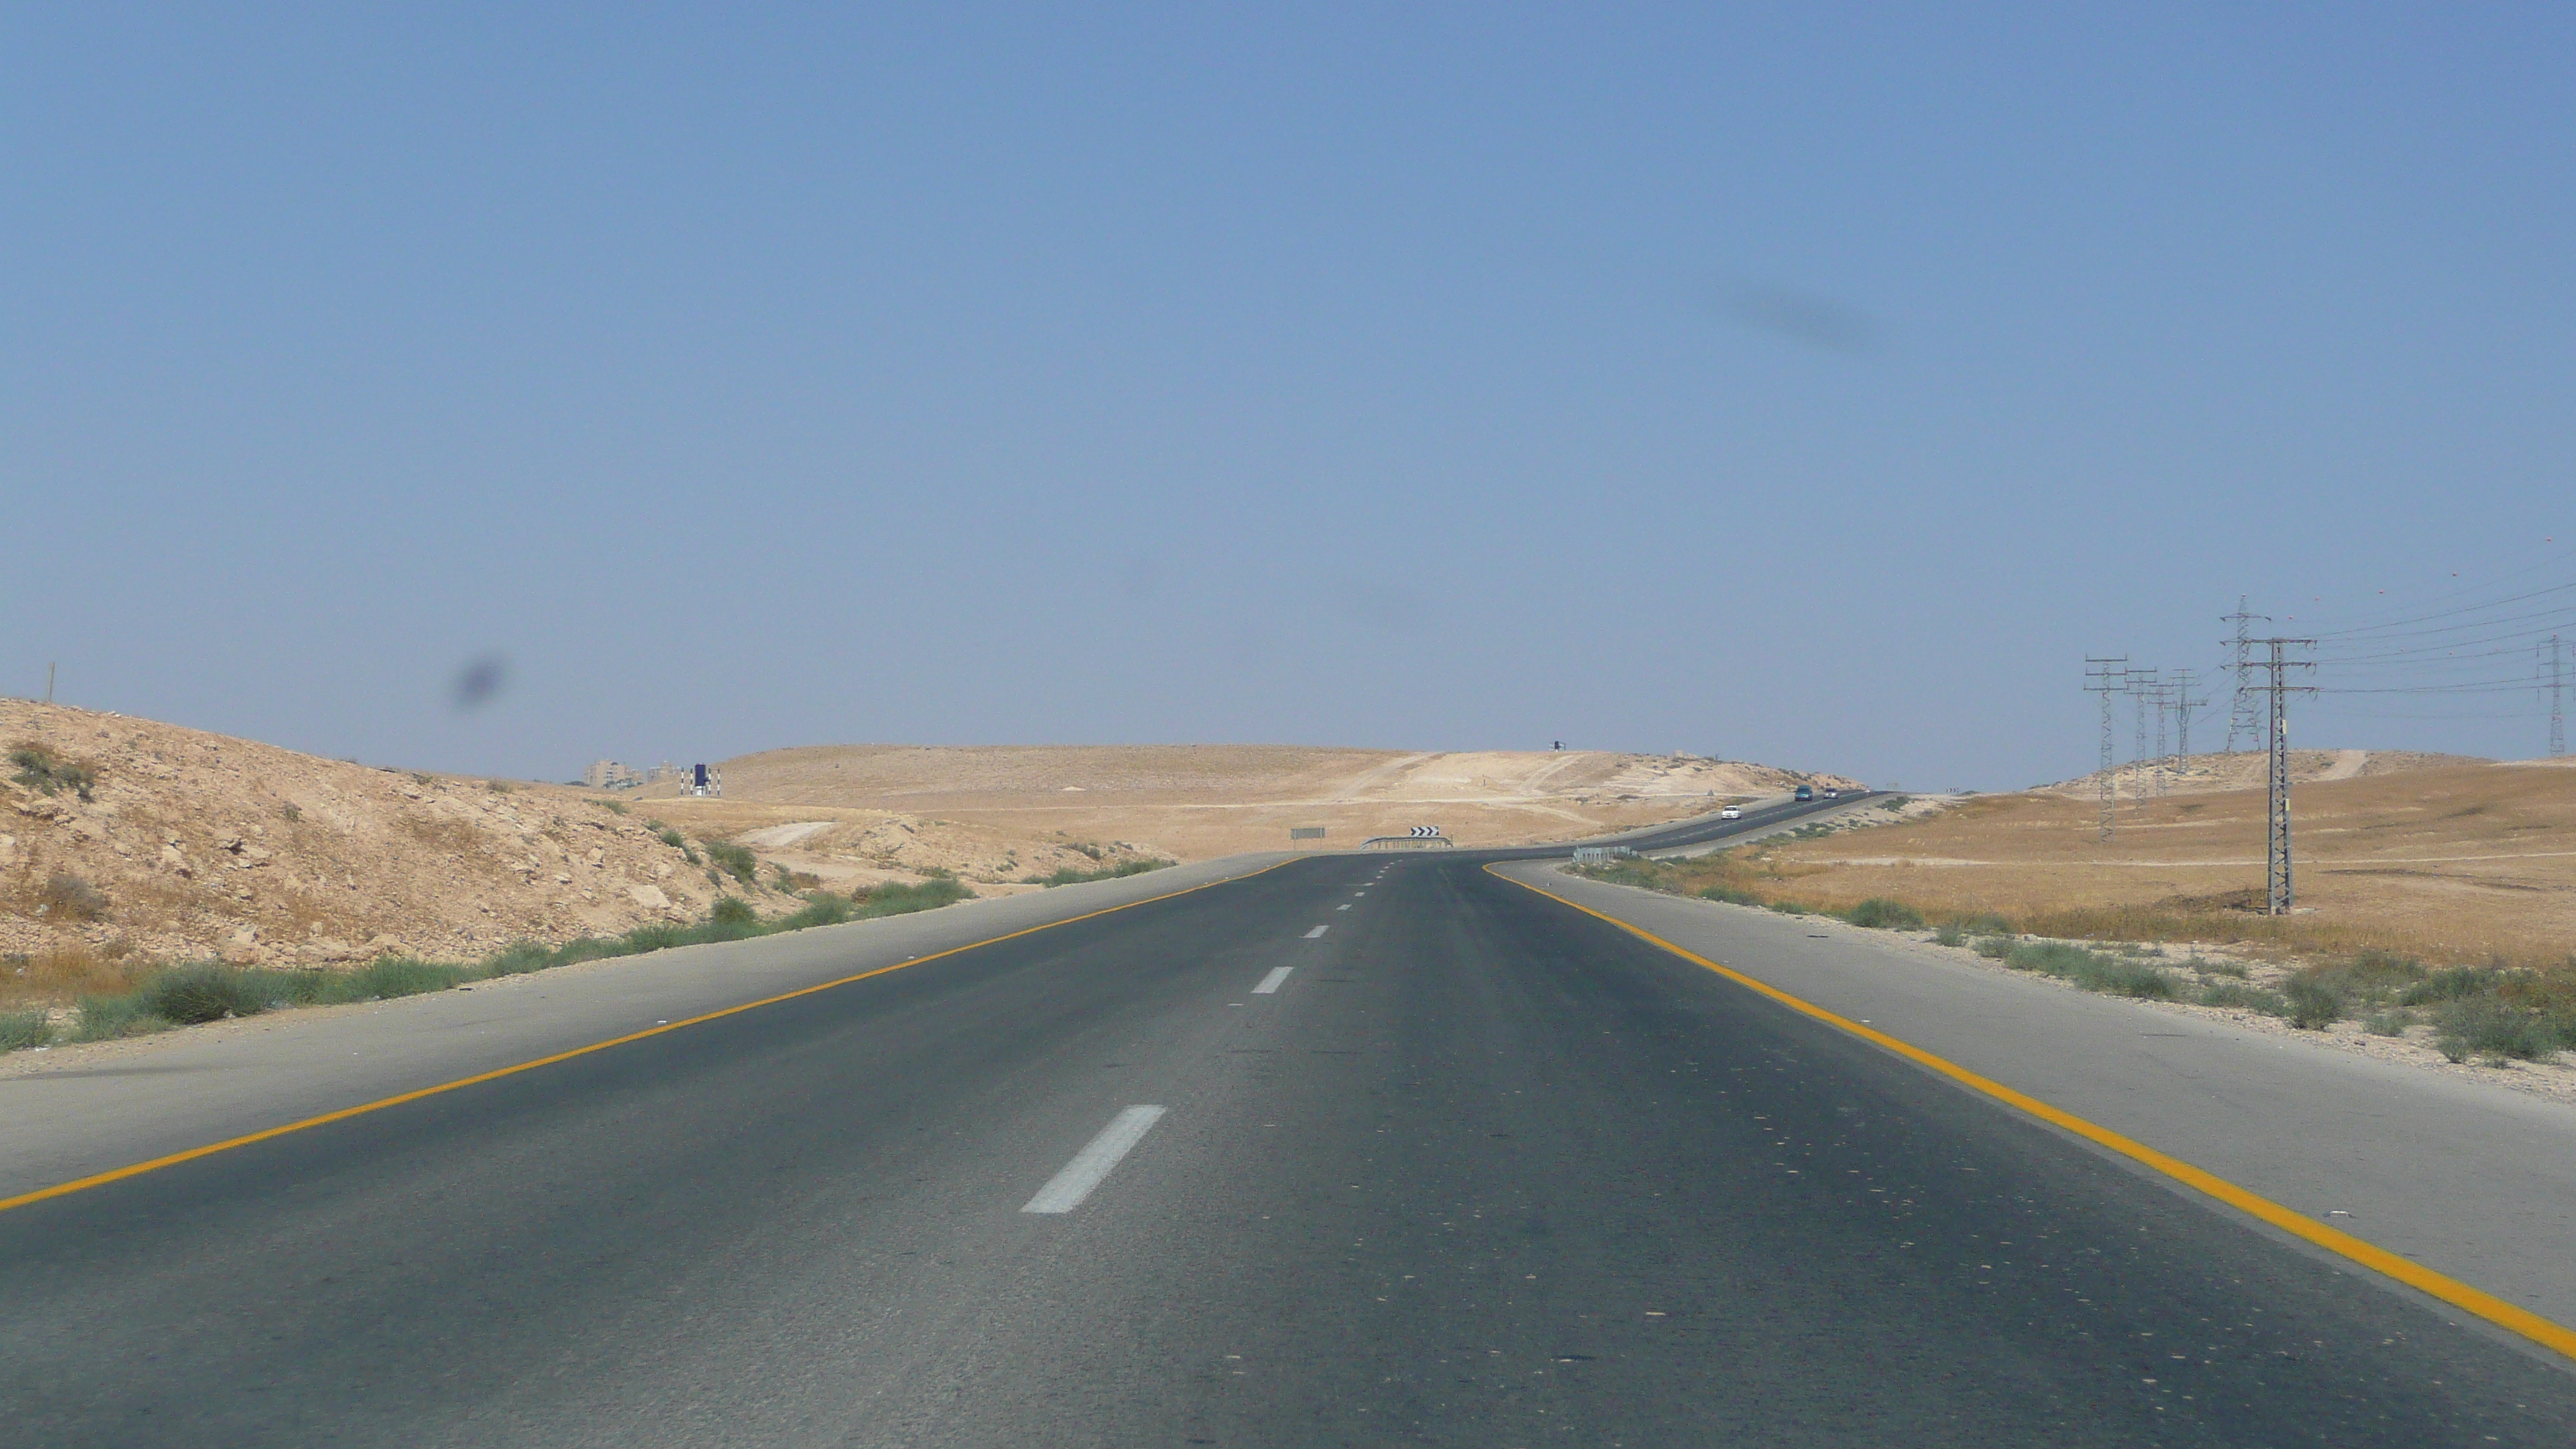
[
  {"x1": 2037, "y1": 748, "x2": 2489, "y2": 800},
  {"x1": 2, "y1": 701, "x2": 803, "y2": 981},
  {"x1": 638, "y1": 743, "x2": 1862, "y2": 863}
]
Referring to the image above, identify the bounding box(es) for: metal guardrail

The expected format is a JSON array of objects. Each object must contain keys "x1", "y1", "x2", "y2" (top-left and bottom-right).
[
  {"x1": 1570, "y1": 846, "x2": 1635, "y2": 865},
  {"x1": 1360, "y1": 834, "x2": 1457, "y2": 850}
]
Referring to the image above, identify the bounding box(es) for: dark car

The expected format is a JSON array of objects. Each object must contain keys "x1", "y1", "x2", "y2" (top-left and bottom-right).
[{"x1": 1793, "y1": 784, "x2": 1814, "y2": 802}]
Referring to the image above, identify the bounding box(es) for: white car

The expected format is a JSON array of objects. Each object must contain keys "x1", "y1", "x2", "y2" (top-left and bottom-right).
[{"x1": 1719, "y1": 805, "x2": 1743, "y2": 820}]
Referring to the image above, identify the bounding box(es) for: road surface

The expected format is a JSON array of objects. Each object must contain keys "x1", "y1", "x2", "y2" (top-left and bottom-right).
[{"x1": 5, "y1": 851, "x2": 2571, "y2": 1445}]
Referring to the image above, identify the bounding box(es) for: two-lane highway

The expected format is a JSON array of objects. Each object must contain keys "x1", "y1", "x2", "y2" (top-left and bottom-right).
[{"x1": 5, "y1": 854, "x2": 2572, "y2": 1444}]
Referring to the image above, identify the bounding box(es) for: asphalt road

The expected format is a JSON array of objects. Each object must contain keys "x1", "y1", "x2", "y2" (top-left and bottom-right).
[{"x1": 5, "y1": 854, "x2": 2572, "y2": 1445}]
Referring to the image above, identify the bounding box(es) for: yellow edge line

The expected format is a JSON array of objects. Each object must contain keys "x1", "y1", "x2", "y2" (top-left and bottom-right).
[
  {"x1": 0, "y1": 858, "x2": 1298, "y2": 1217},
  {"x1": 1488, "y1": 862, "x2": 2576, "y2": 1363}
]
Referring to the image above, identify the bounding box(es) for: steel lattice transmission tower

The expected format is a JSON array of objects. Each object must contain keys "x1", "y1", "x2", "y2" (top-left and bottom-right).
[
  {"x1": 2221, "y1": 598, "x2": 2266, "y2": 755},
  {"x1": 2170, "y1": 668, "x2": 2211, "y2": 787},
  {"x1": 2127, "y1": 666, "x2": 2157, "y2": 800},
  {"x1": 2084, "y1": 657, "x2": 2127, "y2": 843},
  {"x1": 2239, "y1": 639, "x2": 2316, "y2": 916},
  {"x1": 2543, "y1": 635, "x2": 2568, "y2": 759}
]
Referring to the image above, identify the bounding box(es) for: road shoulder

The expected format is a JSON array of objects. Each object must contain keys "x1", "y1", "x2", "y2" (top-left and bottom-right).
[
  {"x1": 0, "y1": 854, "x2": 1295, "y2": 1204},
  {"x1": 1501, "y1": 859, "x2": 2576, "y2": 1337}
]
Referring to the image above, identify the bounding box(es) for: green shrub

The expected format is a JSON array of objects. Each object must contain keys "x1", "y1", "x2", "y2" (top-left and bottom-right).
[
  {"x1": 704, "y1": 841, "x2": 759, "y2": 885},
  {"x1": 9, "y1": 742, "x2": 97, "y2": 800},
  {"x1": 853, "y1": 877, "x2": 975, "y2": 918},
  {"x1": 485, "y1": 940, "x2": 556, "y2": 976},
  {"x1": 138, "y1": 963, "x2": 272, "y2": 1024},
  {"x1": 1932, "y1": 922, "x2": 1965, "y2": 947},
  {"x1": 2001, "y1": 940, "x2": 2176, "y2": 999},
  {"x1": 1958, "y1": 913, "x2": 2014, "y2": 937},
  {"x1": 0, "y1": 1009, "x2": 53, "y2": 1052},
  {"x1": 775, "y1": 893, "x2": 854, "y2": 930},
  {"x1": 621, "y1": 922, "x2": 687, "y2": 954},
  {"x1": 1845, "y1": 899, "x2": 1925, "y2": 930},
  {"x1": 71, "y1": 995, "x2": 170, "y2": 1042},
  {"x1": 1972, "y1": 935, "x2": 2015, "y2": 960},
  {"x1": 1029, "y1": 858, "x2": 1173, "y2": 888},
  {"x1": 1699, "y1": 884, "x2": 1763, "y2": 907},
  {"x1": 1769, "y1": 901, "x2": 1810, "y2": 916},
  {"x1": 2194, "y1": 959, "x2": 2249, "y2": 979},
  {"x1": 711, "y1": 896, "x2": 758, "y2": 927},
  {"x1": 344, "y1": 957, "x2": 468, "y2": 1000},
  {"x1": 2400, "y1": 967, "x2": 2490, "y2": 1007},
  {"x1": 2283, "y1": 979, "x2": 2344, "y2": 1030},
  {"x1": 2362, "y1": 1008, "x2": 2412, "y2": 1036},
  {"x1": 2433, "y1": 996, "x2": 2555, "y2": 1063},
  {"x1": 2199, "y1": 981, "x2": 2290, "y2": 1016}
]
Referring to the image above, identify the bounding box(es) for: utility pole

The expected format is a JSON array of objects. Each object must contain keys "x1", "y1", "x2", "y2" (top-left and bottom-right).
[
  {"x1": 2221, "y1": 599, "x2": 2266, "y2": 755},
  {"x1": 2170, "y1": 668, "x2": 2210, "y2": 786},
  {"x1": 2238, "y1": 639, "x2": 2316, "y2": 916},
  {"x1": 45, "y1": 663, "x2": 55, "y2": 705},
  {"x1": 2084, "y1": 657, "x2": 2127, "y2": 843},
  {"x1": 2543, "y1": 635, "x2": 2567, "y2": 759}
]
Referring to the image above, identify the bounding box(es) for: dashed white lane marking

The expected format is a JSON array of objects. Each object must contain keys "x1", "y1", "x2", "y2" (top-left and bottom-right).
[
  {"x1": 1303, "y1": 924, "x2": 1329, "y2": 939},
  {"x1": 1253, "y1": 966, "x2": 1293, "y2": 995},
  {"x1": 1335, "y1": 904, "x2": 1351, "y2": 911},
  {"x1": 1022, "y1": 1105, "x2": 1167, "y2": 1214}
]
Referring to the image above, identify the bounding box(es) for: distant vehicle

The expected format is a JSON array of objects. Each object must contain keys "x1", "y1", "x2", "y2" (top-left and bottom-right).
[
  {"x1": 1824, "y1": 789, "x2": 1840, "y2": 800},
  {"x1": 1793, "y1": 785, "x2": 1814, "y2": 802},
  {"x1": 1720, "y1": 805, "x2": 1742, "y2": 820}
]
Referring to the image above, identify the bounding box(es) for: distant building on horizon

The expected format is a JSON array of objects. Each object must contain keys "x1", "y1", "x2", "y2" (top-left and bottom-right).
[{"x1": 584, "y1": 759, "x2": 643, "y2": 790}]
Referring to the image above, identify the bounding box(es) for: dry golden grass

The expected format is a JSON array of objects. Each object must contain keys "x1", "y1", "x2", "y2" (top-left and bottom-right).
[
  {"x1": 1693, "y1": 761, "x2": 2576, "y2": 967},
  {"x1": 0, "y1": 943, "x2": 152, "y2": 1010}
]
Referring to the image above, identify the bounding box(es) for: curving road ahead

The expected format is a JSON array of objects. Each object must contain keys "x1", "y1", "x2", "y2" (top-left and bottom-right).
[{"x1": 5, "y1": 850, "x2": 2573, "y2": 1445}]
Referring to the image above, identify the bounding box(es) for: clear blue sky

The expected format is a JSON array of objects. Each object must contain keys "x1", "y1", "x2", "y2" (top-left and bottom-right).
[{"x1": 8, "y1": 5, "x2": 2571, "y2": 789}]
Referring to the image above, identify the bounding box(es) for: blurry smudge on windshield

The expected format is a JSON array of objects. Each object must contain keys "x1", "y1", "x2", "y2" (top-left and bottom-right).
[
  {"x1": 1721, "y1": 284, "x2": 1875, "y2": 355},
  {"x1": 450, "y1": 653, "x2": 509, "y2": 710}
]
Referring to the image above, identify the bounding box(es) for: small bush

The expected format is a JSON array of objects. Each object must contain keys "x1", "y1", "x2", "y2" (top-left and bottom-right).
[
  {"x1": 9, "y1": 742, "x2": 98, "y2": 800},
  {"x1": 2001, "y1": 940, "x2": 2176, "y2": 999},
  {"x1": 704, "y1": 840, "x2": 758, "y2": 885},
  {"x1": 1845, "y1": 899, "x2": 1924, "y2": 930},
  {"x1": 1769, "y1": 901, "x2": 1810, "y2": 916},
  {"x1": 622, "y1": 922, "x2": 687, "y2": 954},
  {"x1": 344, "y1": 957, "x2": 468, "y2": 1000},
  {"x1": 0, "y1": 1009, "x2": 53, "y2": 1052},
  {"x1": 2433, "y1": 996, "x2": 2555, "y2": 1064},
  {"x1": 1958, "y1": 913, "x2": 2014, "y2": 937},
  {"x1": 2363, "y1": 1009, "x2": 2412, "y2": 1036},
  {"x1": 282, "y1": 803, "x2": 303, "y2": 823},
  {"x1": 2283, "y1": 979, "x2": 2344, "y2": 1030},
  {"x1": 1029, "y1": 859, "x2": 1173, "y2": 888},
  {"x1": 1932, "y1": 922, "x2": 1965, "y2": 947},
  {"x1": 852, "y1": 877, "x2": 975, "y2": 918},
  {"x1": 2400, "y1": 967, "x2": 2491, "y2": 1007},
  {"x1": 2194, "y1": 959, "x2": 2249, "y2": 980},
  {"x1": 711, "y1": 896, "x2": 758, "y2": 927},
  {"x1": 138, "y1": 963, "x2": 272, "y2": 1024},
  {"x1": 1700, "y1": 885, "x2": 1764, "y2": 907},
  {"x1": 36, "y1": 873, "x2": 109, "y2": 922},
  {"x1": 775, "y1": 893, "x2": 854, "y2": 930},
  {"x1": 2200, "y1": 981, "x2": 2290, "y2": 1016},
  {"x1": 1972, "y1": 935, "x2": 2015, "y2": 960},
  {"x1": 71, "y1": 995, "x2": 170, "y2": 1042},
  {"x1": 485, "y1": 779, "x2": 514, "y2": 793}
]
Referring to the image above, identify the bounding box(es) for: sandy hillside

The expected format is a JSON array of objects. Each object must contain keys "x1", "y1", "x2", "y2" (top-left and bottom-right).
[
  {"x1": 638, "y1": 744, "x2": 1863, "y2": 861},
  {"x1": 1, "y1": 701, "x2": 803, "y2": 979},
  {"x1": 1745, "y1": 754, "x2": 2576, "y2": 964},
  {"x1": 2037, "y1": 748, "x2": 2488, "y2": 800}
]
